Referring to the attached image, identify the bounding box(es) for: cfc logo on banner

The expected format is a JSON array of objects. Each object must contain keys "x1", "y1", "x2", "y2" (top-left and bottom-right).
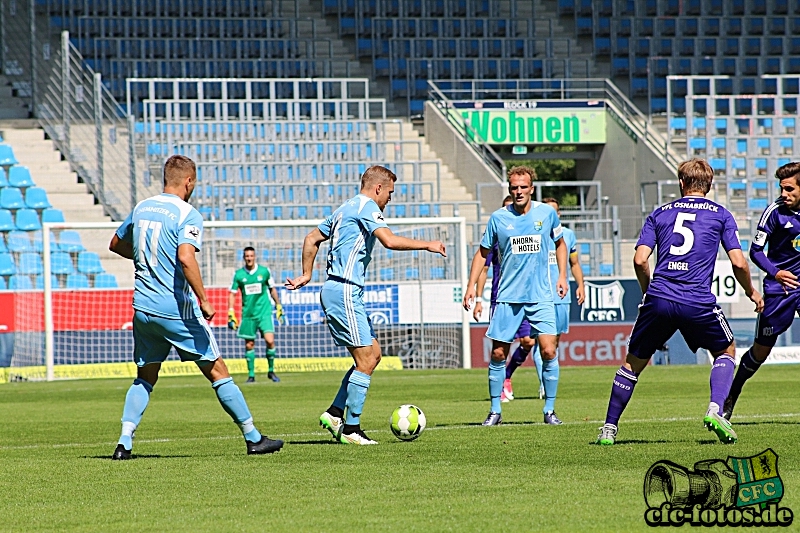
[{"x1": 581, "y1": 281, "x2": 625, "y2": 322}]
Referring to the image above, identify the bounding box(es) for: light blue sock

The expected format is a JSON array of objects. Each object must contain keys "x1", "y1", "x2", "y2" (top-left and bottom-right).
[
  {"x1": 344, "y1": 371, "x2": 371, "y2": 425},
  {"x1": 212, "y1": 377, "x2": 262, "y2": 443},
  {"x1": 533, "y1": 342, "x2": 544, "y2": 388},
  {"x1": 332, "y1": 366, "x2": 355, "y2": 412},
  {"x1": 542, "y1": 357, "x2": 560, "y2": 414},
  {"x1": 118, "y1": 378, "x2": 153, "y2": 450},
  {"x1": 489, "y1": 360, "x2": 505, "y2": 413}
]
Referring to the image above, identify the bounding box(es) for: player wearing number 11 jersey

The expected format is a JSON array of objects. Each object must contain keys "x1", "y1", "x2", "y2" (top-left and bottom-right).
[
  {"x1": 109, "y1": 155, "x2": 282, "y2": 459},
  {"x1": 596, "y1": 158, "x2": 763, "y2": 446}
]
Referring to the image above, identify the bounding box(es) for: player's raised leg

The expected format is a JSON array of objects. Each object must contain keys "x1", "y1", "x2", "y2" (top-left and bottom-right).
[
  {"x1": 503, "y1": 323, "x2": 533, "y2": 402},
  {"x1": 531, "y1": 340, "x2": 544, "y2": 399},
  {"x1": 723, "y1": 343, "x2": 772, "y2": 420}
]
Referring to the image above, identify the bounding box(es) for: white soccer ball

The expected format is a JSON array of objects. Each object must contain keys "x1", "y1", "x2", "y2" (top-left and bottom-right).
[{"x1": 390, "y1": 404, "x2": 426, "y2": 441}]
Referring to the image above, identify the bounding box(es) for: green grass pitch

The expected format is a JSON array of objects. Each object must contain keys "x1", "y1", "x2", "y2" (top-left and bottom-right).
[{"x1": 1, "y1": 365, "x2": 800, "y2": 532}]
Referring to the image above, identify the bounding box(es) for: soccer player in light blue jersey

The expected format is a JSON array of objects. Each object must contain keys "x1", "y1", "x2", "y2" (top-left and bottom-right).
[
  {"x1": 286, "y1": 165, "x2": 446, "y2": 445},
  {"x1": 109, "y1": 155, "x2": 282, "y2": 459},
  {"x1": 463, "y1": 166, "x2": 569, "y2": 426},
  {"x1": 501, "y1": 197, "x2": 585, "y2": 419}
]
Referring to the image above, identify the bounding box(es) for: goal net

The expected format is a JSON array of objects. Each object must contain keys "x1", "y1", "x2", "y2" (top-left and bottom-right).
[{"x1": 2, "y1": 218, "x2": 470, "y2": 381}]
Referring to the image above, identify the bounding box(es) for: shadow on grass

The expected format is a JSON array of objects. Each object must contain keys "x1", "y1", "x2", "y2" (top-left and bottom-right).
[
  {"x1": 435, "y1": 421, "x2": 539, "y2": 427},
  {"x1": 733, "y1": 420, "x2": 800, "y2": 426},
  {"x1": 84, "y1": 454, "x2": 191, "y2": 460},
  {"x1": 599, "y1": 439, "x2": 670, "y2": 445},
  {"x1": 696, "y1": 439, "x2": 722, "y2": 445},
  {"x1": 287, "y1": 439, "x2": 341, "y2": 445}
]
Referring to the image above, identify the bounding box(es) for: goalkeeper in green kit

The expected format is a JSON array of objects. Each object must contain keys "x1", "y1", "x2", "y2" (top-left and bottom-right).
[{"x1": 228, "y1": 247, "x2": 284, "y2": 382}]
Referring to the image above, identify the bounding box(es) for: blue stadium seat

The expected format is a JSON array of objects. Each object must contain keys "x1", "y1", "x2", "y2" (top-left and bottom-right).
[
  {"x1": 41, "y1": 208, "x2": 65, "y2": 223},
  {"x1": 0, "y1": 188, "x2": 25, "y2": 209},
  {"x1": 0, "y1": 253, "x2": 16, "y2": 276},
  {"x1": 77, "y1": 252, "x2": 104, "y2": 274},
  {"x1": 405, "y1": 267, "x2": 419, "y2": 278},
  {"x1": 430, "y1": 267, "x2": 445, "y2": 279},
  {"x1": 0, "y1": 144, "x2": 18, "y2": 166},
  {"x1": 599, "y1": 264, "x2": 614, "y2": 276},
  {"x1": 18, "y1": 252, "x2": 43, "y2": 275},
  {"x1": 15, "y1": 209, "x2": 41, "y2": 231},
  {"x1": 58, "y1": 230, "x2": 85, "y2": 252},
  {"x1": 25, "y1": 187, "x2": 51, "y2": 209},
  {"x1": 50, "y1": 252, "x2": 76, "y2": 275},
  {"x1": 6, "y1": 231, "x2": 32, "y2": 253},
  {"x1": 0, "y1": 169, "x2": 7, "y2": 187},
  {"x1": 66, "y1": 273, "x2": 90, "y2": 289},
  {"x1": 0, "y1": 276, "x2": 6, "y2": 290},
  {"x1": 580, "y1": 264, "x2": 592, "y2": 277},
  {"x1": 9, "y1": 274, "x2": 33, "y2": 290},
  {"x1": 380, "y1": 267, "x2": 395, "y2": 280},
  {"x1": 35, "y1": 274, "x2": 60, "y2": 290},
  {"x1": 7, "y1": 166, "x2": 34, "y2": 187},
  {"x1": 93, "y1": 273, "x2": 118, "y2": 288}
]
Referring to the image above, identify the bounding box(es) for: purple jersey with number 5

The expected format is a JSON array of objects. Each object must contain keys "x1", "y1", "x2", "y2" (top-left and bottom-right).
[{"x1": 636, "y1": 196, "x2": 740, "y2": 306}]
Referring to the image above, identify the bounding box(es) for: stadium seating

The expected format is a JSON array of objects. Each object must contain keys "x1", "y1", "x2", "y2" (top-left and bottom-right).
[
  {"x1": 93, "y1": 273, "x2": 119, "y2": 288},
  {"x1": 66, "y1": 274, "x2": 91, "y2": 289},
  {"x1": 7, "y1": 166, "x2": 34, "y2": 188},
  {"x1": 0, "y1": 144, "x2": 18, "y2": 166},
  {"x1": 77, "y1": 252, "x2": 105, "y2": 274},
  {"x1": 9, "y1": 274, "x2": 33, "y2": 290}
]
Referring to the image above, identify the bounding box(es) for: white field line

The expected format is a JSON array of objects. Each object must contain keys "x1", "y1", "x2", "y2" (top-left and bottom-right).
[{"x1": 1, "y1": 412, "x2": 800, "y2": 452}]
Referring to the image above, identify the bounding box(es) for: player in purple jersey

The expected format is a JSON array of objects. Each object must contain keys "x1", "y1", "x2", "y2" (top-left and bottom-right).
[
  {"x1": 596, "y1": 159, "x2": 763, "y2": 446},
  {"x1": 723, "y1": 161, "x2": 800, "y2": 421},
  {"x1": 472, "y1": 195, "x2": 513, "y2": 321}
]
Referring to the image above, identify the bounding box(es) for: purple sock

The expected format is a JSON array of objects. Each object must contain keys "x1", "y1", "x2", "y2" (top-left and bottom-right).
[
  {"x1": 605, "y1": 366, "x2": 638, "y2": 426},
  {"x1": 709, "y1": 354, "x2": 735, "y2": 412},
  {"x1": 505, "y1": 345, "x2": 530, "y2": 380},
  {"x1": 728, "y1": 349, "x2": 763, "y2": 403}
]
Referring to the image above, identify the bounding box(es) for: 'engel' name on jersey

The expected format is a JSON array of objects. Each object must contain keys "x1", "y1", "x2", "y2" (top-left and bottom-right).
[{"x1": 511, "y1": 235, "x2": 541, "y2": 254}]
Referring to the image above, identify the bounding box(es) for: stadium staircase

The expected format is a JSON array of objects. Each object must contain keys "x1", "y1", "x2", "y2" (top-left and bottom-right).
[{"x1": 0, "y1": 123, "x2": 130, "y2": 287}]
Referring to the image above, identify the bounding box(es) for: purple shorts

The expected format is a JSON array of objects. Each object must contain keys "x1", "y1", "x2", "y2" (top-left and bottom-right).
[
  {"x1": 490, "y1": 302, "x2": 533, "y2": 339},
  {"x1": 754, "y1": 292, "x2": 800, "y2": 347},
  {"x1": 628, "y1": 295, "x2": 734, "y2": 359}
]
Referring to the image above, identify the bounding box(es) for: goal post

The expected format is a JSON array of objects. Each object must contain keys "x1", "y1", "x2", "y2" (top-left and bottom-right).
[{"x1": 11, "y1": 217, "x2": 471, "y2": 382}]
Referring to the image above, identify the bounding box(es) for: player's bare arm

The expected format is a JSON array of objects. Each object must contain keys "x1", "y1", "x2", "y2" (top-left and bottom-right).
[
  {"x1": 108, "y1": 234, "x2": 133, "y2": 260},
  {"x1": 633, "y1": 244, "x2": 653, "y2": 294},
  {"x1": 555, "y1": 236, "x2": 568, "y2": 299},
  {"x1": 373, "y1": 227, "x2": 446, "y2": 256},
  {"x1": 472, "y1": 265, "x2": 489, "y2": 321},
  {"x1": 727, "y1": 249, "x2": 764, "y2": 312},
  {"x1": 178, "y1": 243, "x2": 215, "y2": 320},
  {"x1": 286, "y1": 227, "x2": 329, "y2": 290},
  {"x1": 569, "y1": 251, "x2": 586, "y2": 305},
  {"x1": 463, "y1": 246, "x2": 490, "y2": 311}
]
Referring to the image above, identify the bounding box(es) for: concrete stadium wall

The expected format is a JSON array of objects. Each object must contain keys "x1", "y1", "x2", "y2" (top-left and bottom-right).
[{"x1": 424, "y1": 101, "x2": 504, "y2": 214}]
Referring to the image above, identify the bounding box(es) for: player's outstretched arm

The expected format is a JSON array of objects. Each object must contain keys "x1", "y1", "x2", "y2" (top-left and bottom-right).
[
  {"x1": 633, "y1": 244, "x2": 653, "y2": 295},
  {"x1": 286, "y1": 228, "x2": 328, "y2": 290},
  {"x1": 463, "y1": 247, "x2": 489, "y2": 311},
  {"x1": 373, "y1": 228, "x2": 446, "y2": 256},
  {"x1": 109, "y1": 234, "x2": 133, "y2": 260},
  {"x1": 472, "y1": 265, "x2": 489, "y2": 321},
  {"x1": 728, "y1": 248, "x2": 765, "y2": 312},
  {"x1": 569, "y1": 251, "x2": 586, "y2": 305},
  {"x1": 178, "y1": 243, "x2": 215, "y2": 320}
]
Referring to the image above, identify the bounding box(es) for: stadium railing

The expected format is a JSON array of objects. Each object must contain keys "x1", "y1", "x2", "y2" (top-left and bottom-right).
[
  {"x1": 47, "y1": 0, "x2": 303, "y2": 21},
  {"x1": 149, "y1": 139, "x2": 423, "y2": 165}
]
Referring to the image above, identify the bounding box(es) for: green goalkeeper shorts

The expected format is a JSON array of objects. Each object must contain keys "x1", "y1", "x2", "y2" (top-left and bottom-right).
[{"x1": 237, "y1": 313, "x2": 274, "y2": 339}]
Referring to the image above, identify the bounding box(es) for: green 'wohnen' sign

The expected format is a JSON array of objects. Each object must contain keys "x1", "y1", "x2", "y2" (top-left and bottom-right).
[{"x1": 454, "y1": 109, "x2": 606, "y2": 145}]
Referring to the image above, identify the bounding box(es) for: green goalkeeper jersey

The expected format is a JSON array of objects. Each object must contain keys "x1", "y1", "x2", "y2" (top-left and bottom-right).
[{"x1": 230, "y1": 265, "x2": 275, "y2": 318}]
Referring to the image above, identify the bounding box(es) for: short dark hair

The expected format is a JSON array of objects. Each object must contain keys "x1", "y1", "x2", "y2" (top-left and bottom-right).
[
  {"x1": 163, "y1": 155, "x2": 196, "y2": 186},
  {"x1": 360, "y1": 165, "x2": 397, "y2": 189},
  {"x1": 677, "y1": 158, "x2": 713, "y2": 194},
  {"x1": 502, "y1": 195, "x2": 513, "y2": 205},
  {"x1": 542, "y1": 197, "x2": 559, "y2": 207},
  {"x1": 508, "y1": 165, "x2": 536, "y2": 184},
  {"x1": 243, "y1": 246, "x2": 255, "y2": 254},
  {"x1": 776, "y1": 161, "x2": 800, "y2": 184}
]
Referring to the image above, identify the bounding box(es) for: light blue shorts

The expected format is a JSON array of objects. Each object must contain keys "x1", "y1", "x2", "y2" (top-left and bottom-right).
[
  {"x1": 320, "y1": 280, "x2": 375, "y2": 348},
  {"x1": 555, "y1": 303, "x2": 570, "y2": 335},
  {"x1": 486, "y1": 301, "x2": 557, "y2": 343},
  {"x1": 133, "y1": 310, "x2": 220, "y2": 367}
]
